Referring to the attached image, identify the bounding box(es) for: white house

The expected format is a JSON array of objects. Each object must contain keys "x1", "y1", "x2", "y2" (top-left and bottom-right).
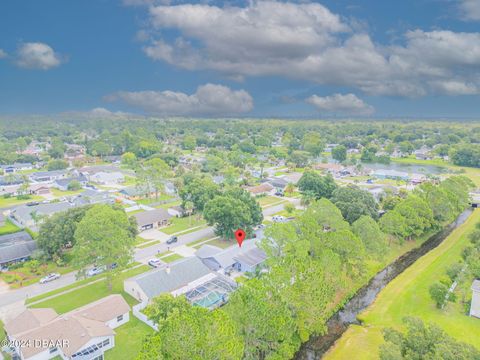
[
  {"x1": 470, "y1": 280, "x2": 480, "y2": 318},
  {"x1": 89, "y1": 171, "x2": 125, "y2": 185},
  {"x1": 3, "y1": 295, "x2": 130, "y2": 360}
]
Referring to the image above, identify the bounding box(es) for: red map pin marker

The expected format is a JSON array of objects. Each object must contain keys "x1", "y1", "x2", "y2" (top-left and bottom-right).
[{"x1": 234, "y1": 228, "x2": 246, "y2": 247}]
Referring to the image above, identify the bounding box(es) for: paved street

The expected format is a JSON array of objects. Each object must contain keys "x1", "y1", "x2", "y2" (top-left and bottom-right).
[{"x1": 0, "y1": 197, "x2": 295, "y2": 309}]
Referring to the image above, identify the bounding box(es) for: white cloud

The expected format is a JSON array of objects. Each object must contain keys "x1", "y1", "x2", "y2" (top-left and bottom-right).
[
  {"x1": 0, "y1": 49, "x2": 7, "y2": 59},
  {"x1": 459, "y1": 0, "x2": 480, "y2": 21},
  {"x1": 306, "y1": 93, "x2": 374, "y2": 116},
  {"x1": 141, "y1": 2, "x2": 480, "y2": 97},
  {"x1": 16, "y1": 42, "x2": 62, "y2": 70},
  {"x1": 106, "y1": 83, "x2": 253, "y2": 116}
]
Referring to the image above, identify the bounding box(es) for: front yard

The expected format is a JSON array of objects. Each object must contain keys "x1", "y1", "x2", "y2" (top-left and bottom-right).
[
  {"x1": 0, "y1": 195, "x2": 43, "y2": 208},
  {"x1": 0, "y1": 219, "x2": 21, "y2": 235},
  {"x1": 161, "y1": 215, "x2": 207, "y2": 235},
  {"x1": 0, "y1": 259, "x2": 75, "y2": 289},
  {"x1": 29, "y1": 265, "x2": 150, "y2": 312}
]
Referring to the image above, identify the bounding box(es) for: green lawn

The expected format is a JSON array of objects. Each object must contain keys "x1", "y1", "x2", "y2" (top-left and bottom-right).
[
  {"x1": 136, "y1": 194, "x2": 174, "y2": 205},
  {"x1": 29, "y1": 265, "x2": 150, "y2": 313},
  {"x1": 193, "y1": 238, "x2": 234, "y2": 249},
  {"x1": 0, "y1": 195, "x2": 43, "y2": 208},
  {"x1": 325, "y1": 209, "x2": 480, "y2": 360},
  {"x1": 0, "y1": 219, "x2": 21, "y2": 235},
  {"x1": 50, "y1": 188, "x2": 83, "y2": 197},
  {"x1": 104, "y1": 315, "x2": 153, "y2": 360},
  {"x1": 161, "y1": 216, "x2": 206, "y2": 235},
  {"x1": 155, "y1": 199, "x2": 182, "y2": 209},
  {"x1": 257, "y1": 195, "x2": 285, "y2": 207},
  {"x1": 1, "y1": 261, "x2": 76, "y2": 289},
  {"x1": 160, "y1": 253, "x2": 184, "y2": 263}
]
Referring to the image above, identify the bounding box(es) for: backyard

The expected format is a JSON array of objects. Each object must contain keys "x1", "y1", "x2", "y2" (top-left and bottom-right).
[
  {"x1": 325, "y1": 209, "x2": 480, "y2": 359},
  {"x1": 161, "y1": 215, "x2": 207, "y2": 235},
  {"x1": 0, "y1": 219, "x2": 21, "y2": 235}
]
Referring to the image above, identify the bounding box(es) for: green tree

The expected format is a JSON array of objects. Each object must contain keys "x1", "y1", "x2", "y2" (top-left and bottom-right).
[
  {"x1": 380, "y1": 317, "x2": 480, "y2": 359},
  {"x1": 37, "y1": 206, "x2": 92, "y2": 259},
  {"x1": 352, "y1": 215, "x2": 388, "y2": 258},
  {"x1": 137, "y1": 158, "x2": 172, "y2": 200},
  {"x1": 331, "y1": 185, "x2": 378, "y2": 224},
  {"x1": 288, "y1": 150, "x2": 310, "y2": 168},
  {"x1": 72, "y1": 205, "x2": 136, "y2": 288},
  {"x1": 379, "y1": 210, "x2": 408, "y2": 243},
  {"x1": 204, "y1": 196, "x2": 253, "y2": 240},
  {"x1": 179, "y1": 176, "x2": 220, "y2": 212},
  {"x1": 298, "y1": 171, "x2": 337, "y2": 200},
  {"x1": 67, "y1": 180, "x2": 82, "y2": 191},
  {"x1": 47, "y1": 159, "x2": 68, "y2": 171},
  {"x1": 139, "y1": 295, "x2": 243, "y2": 360},
  {"x1": 182, "y1": 135, "x2": 197, "y2": 151},
  {"x1": 225, "y1": 279, "x2": 299, "y2": 360},
  {"x1": 429, "y1": 282, "x2": 451, "y2": 308},
  {"x1": 121, "y1": 152, "x2": 137, "y2": 168},
  {"x1": 302, "y1": 132, "x2": 324, "y2": 157},
  {"x1": 332, "y1": 145, "x2": 347, "y2": 163}
]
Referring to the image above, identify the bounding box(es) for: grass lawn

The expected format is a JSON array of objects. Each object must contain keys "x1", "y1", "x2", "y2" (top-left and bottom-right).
[
  {"x1": 0, "y1": 195, "x2": 43, "y2": 208},
  {"x1": 188, "y1": 235, "x2": 217, "y2": 248},
  {"x1": 257, "y1": 195, "x2": 285, "y2": 207},
  {"x1": 325, "y1": 209, "x2": 480, "y2": 360},
  {"x1": 1, "y1": 261, "x2": 76, "y2": 289},
  {"x1": 160, "y1": 253, "x2": 184, "y2": 263},
  {"x1": 104, "y1": 315, "x2": 153, "y2": 360},
  {"x1": 0, "y1": 219, "x2": 21, "y2": 235},
  {"x1": 122, "y1": 176, "x2": 137, "y2": 186},
  {"x1": 136, "y1": 194, "x2": 174, "y2": 205},
  {"x1": 29, "y1": 265, "x2": 150, "y2": 313},
  {"x1": 161, "y1": 216, "x2": 206, "y2": 235},
  {"x1": 50, "y1": 188, "x2": 83, "y2": 198},
  {"x1": 155, "y1": 199, "x2": 182, "y2": 209},
  {"x1": 193, "y1": 238, "x2": 234, "y2": 249}
]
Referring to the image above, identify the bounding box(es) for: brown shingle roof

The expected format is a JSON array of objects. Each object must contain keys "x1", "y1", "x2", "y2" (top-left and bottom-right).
[
  {"x1": 5, "y1": 295, "x2": 130, "y2": 359},
  {"x1": 247, "y1": 183, "x2": 274, "y2": 194}
]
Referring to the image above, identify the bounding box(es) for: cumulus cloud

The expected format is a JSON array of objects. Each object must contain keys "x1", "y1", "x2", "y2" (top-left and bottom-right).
[
  {"x1": 459, "y1": 0, "x2": 480, "y2": 20},
  {"x1": 0, "y1": 49, "x2": 7, "y2": 59},
  {"x1": 141, "y1": 1, "x2": 480, "y2": 97},
  {"x1": 15, "y1": 42, "x2": 62, "y2": 70},
  {"x1": 306, "y1": 93, "x2": 374, "y2": 116},
  {"x1": 106, "y1": 84, "x2": 253, "y2": 116}
]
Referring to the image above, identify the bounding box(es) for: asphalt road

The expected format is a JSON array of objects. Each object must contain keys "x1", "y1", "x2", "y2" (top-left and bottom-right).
[{"x1": 0, "y1": 197, "x2": 297, "y2": 309}]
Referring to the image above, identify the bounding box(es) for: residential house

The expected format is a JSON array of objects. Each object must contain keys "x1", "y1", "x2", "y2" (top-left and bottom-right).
[
  {"x1": 281, "y1": 172, "x2": 302, "y2": 185},
  {"x1": 29, "y1": 184, "x2": 51, "y2": 196},
  {"x1": 0, "y1": 174, "x2": 24, "y2": 186},
  {"x1": 133, "y1": 208, "x2": 172, "y2": 231},
  {"x1": 168, "y1": 205, "x2": 193, "y2": 218},
  {"x1": 0, "y1": 231, "x2": 36, "y2": 268},
  {"x1": 71, "y1": 189, "x2": 115, "y2": 207},
  {"x1": 119, "y1": 186, "x2": 155, "y2": 200},
  {"x1": 313, "y1": 163, "x2": 343, "y2": 175},
  {"x1": 246, "y1": 183, "x2": 274, "y2": 196},
  {"x1": 3, "y1": 295, "x2": 130, "y2": 360},
  {"x1": 470, "y1": 280, "x2": 480, "y2": 319},
  {"x1": 195, "y1": 240, "x2": 267, "y2": 275},
  {"x1": 53, "y1": 175, "x2": 88, "y2": 191},
  {"x1": 10, "y1": 202, "x2": 74, "y2": 229},
  {"x1": 268, "y1": 177, "x2": 289, "y2": 192},
  {"x1": 30, "y1": 170, "x2": 68, "y2": 183},
  {"x1": 414, "y1": 146, "x2": 432, "y2": 160},
  {"x1": 0, "y1": 163, "x2": 33, "y2": 174},
  {"x1": 89, "y1": 171, "x2": 125, "y2": 185},
  {"x1": 124, "y1": 257, "x2": 236, "y2": 309}
]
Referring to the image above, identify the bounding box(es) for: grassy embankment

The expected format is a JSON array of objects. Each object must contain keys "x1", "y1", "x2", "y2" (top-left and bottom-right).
[{"x1": 325, "y1": 209, "x2": 480, "y2": 359}]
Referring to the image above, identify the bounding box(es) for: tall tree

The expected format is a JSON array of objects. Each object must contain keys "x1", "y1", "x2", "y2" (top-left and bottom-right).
[
  {"x1": 331, "y1": 185, "x2": 379, "y2": 224},
  {"x1": 72, "y1": 205, "x2": 136, "y2": 287},
  {"x1": 298, "y1": 171, "x2": 337, "y2": 200},
  {"x1": 332, "y1": 145, "x2": 347, "y2": 163},
  {"x1": 139, "y1": 295, "x2": 243, "y2": 360},
  {"x1": 352, "y1": 215, "x2": 388, "y2": 258}
]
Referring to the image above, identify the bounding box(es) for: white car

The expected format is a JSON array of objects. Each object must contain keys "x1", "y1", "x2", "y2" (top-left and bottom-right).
[
  {"x1": 87, "y1": 266, "x2": 106, "y2": 277},
  {"x1": 148, "y1": 259, "x2": 162, "y2": 268},
  {"x1": 40, "y1": 273, "x2": 61, "y2": 284}
]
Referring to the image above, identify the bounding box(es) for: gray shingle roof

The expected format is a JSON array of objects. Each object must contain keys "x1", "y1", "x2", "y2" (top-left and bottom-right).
[
  {"x1": 130, "y1": 257, "x2": 211, "y2": 299},
  {"x1": 0, "y1": 231, "x2": 36, "y2": 264},
  {"x1": 134, "y1": 208, "x2": 172, "y2": 227},
  {"x1": 11, "y1": 202, "x2": 73, "y2": 224},
  {"x1": 234, "y1": 247, "x2": 267, "y2": 267},
  {"x1": 472, "y1": 279, "x2": 480, "y2": 292}
]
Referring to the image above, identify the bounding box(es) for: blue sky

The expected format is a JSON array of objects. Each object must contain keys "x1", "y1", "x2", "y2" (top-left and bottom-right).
[{"x1": 1, "y1": 0, "x2": 480, "y2": 118}]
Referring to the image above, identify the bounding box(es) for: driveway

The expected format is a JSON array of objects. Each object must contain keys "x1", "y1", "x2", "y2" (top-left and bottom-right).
[{"x1": 137, "y1": 229, "x2": 170, "y2": 241}]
